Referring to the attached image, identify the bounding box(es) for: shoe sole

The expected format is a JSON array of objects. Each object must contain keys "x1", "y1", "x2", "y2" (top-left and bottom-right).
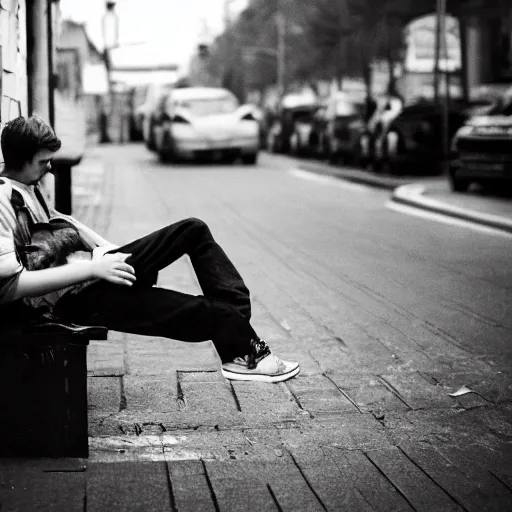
[{"x1": 221, "y1": 364, "x2": 300, "y2": 383}]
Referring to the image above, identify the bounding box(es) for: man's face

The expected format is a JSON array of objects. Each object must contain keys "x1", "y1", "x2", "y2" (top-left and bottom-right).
[{"x1": 19, "y1": 149, "x2": 56, "y2": 185}]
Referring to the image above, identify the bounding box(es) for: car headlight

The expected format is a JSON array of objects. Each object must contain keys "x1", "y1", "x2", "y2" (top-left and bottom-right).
[{"x1": 172, "y1": 124, "x2": 195, "y2": 140}]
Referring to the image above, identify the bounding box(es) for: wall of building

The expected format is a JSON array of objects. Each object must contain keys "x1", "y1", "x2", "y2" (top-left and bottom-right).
[
  {"x1": 54, "y1": 20, "x2": 108, "y2": 155},
  {"x1": 464, "y1": 7, "x2": 512, "y2": 92},
  {"x1": 0, "y1": 0, "x2": 28, "y2": 126}
]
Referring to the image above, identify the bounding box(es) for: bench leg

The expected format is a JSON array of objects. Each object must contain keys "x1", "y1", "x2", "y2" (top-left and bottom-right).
[{"x1": 65, "y1": 343, "x2": 89, "y2": 457}]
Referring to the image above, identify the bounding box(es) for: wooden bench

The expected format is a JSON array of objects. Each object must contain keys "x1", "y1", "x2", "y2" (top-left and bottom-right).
[{"x1": 0, "y1": 323, "x2": 108, "y2": 458}]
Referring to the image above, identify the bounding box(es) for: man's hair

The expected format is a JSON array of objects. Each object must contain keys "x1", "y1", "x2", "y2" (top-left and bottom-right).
[{"x1": 1, "y1": 115, "x2": 61, "y2": 170}]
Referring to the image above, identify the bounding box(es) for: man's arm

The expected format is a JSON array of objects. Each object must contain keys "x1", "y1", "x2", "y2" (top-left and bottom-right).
[
  {"x1": 13, "y1": 253, "x2": 136, "y2": 300},
  {"x1": 71, "y1": 217, "x2": 111, "y2": 247},
  {"x1": 50, "y1": 207, "x2": 111, "y2": 247}
]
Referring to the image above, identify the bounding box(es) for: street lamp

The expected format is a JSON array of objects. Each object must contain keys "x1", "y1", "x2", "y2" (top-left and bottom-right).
[
  {"x1": 100, "y1": 1, "x2": 119, "y2": 143},
  {"x1": 102, "y1": 2, "x2": 119, "y2": 51}
]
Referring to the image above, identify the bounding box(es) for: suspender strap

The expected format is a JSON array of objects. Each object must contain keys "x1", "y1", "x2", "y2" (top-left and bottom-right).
[
  {"x1": 10, "y1": 189, "x2": 33, "y2": 247},
  {"x1": 34, "y1": 186, "x2": 51, "y2": 218}
]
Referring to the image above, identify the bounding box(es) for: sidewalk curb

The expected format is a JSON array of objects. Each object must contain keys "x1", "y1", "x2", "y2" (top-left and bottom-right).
[
  {"x1": 297, "y1": 160, "x2": 512, "y2": 235},
  {"x1": 392, "y1": 184, "x2": 512, "y2": 235},
  {"x1": 298, "y1": 162, "x2": 400, "y2": 190}
]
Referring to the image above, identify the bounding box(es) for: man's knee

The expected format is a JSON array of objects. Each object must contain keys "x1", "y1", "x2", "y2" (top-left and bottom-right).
[{"x1": 184, "y1": 217, "x2": 211, "y2": 236}]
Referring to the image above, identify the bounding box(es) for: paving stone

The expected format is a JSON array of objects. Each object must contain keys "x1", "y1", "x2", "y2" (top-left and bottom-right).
[
  {"x1": 281, "y1": 414, "x2": 391, "y2": 451},
  {"x1": 176, "y1": 370, "x2": 238, "y2": 414},
  {"x1": 177, "y1": 370, "x2": 224, "y2": 383},
  {"x1": 167, "y1": 460, "x2": 216, "y2": 512},
  {"x1": 204, "y1": 459, "x2": 325, "y2": 512},
  {"x1": 400, "y1": 442, "x2": 512, "y2": 512},
  {"x1": 86, "y1": 461, "x2": 170, "y2": 511},
  {"x1": 287, "y1": 445, "x2": 374, "y2": 511},
  {"x1": 379, "y1": 371, "x2": 455, "y2": 410},
  {"x1": 0, "y1": 471, "x2": 85, "y2": 512},
  {"x1": 287, "y1": 374, "x2": 358, "y2": 414},
  {"x1": 326, "y1": 448, "x2": 414, "y2": 511},
  {"x1": 0, "y1": 458, "x2": 86, "y2": 472},
  {"x1": 366, "y1": 447, "x2": 463, "y2": 511},
  {"x1": 88, "y1": 340, "x2": 125, "y2": 377},
  {"x1": 328, "y1": 372, "x2": 410, "y2": 415},
  {"x1": 231, "y1": 380, "x2": 301, "y2": 419},
  {"x1": 88, "y1": 376, "x2": 121, "y2": 413},
  {"x1": 123, "y1": 374, "x2": 180, "y2": 413}
]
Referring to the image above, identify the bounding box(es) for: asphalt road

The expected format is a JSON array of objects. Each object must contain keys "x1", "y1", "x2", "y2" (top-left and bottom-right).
[{"x1": 57, "y1": 144, "x2": 512, "y2": 511}]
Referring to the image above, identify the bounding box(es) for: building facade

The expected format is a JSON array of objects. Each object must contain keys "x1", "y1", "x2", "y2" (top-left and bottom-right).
[
  {"x1": 0, "y1": 0, "x2": 28, "y2": 127},
  {"x1": 56, "y1": 19, "x2": 108, "y2": 138}
]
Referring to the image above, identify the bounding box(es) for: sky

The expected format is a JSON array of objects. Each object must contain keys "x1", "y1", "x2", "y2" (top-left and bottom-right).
[{"x1": 59, "y1": 0, "x2": 248, "y2": 69}]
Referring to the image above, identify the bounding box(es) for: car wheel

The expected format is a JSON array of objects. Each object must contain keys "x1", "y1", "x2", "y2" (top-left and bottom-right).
[
  {"x1": 358, "y1": 134, "x2": 371, "y2": 169},
  {"x1": 267, "y1": 132, "x2": 277, "y2": 153},
  {"x1": 222, "y1": 152, "x2": 237, "y2": 164},
  {"x1": 146, "y1": 120, "x2": 157, "y2": 152},
  {"x1": 325, "y1": 137, "x2": 337, "y2": 164},
  {"x1": 242, "y1": 152, "x2": 258, "y2": 165},
  {"x1": 449, "y1": 172, "x2": 470, "y2": 193},
  {"x1": 158, "y1": 149, "x2": 172, "y2": 163},
  {"x1": 290, "y1": 132, "x2": 300, "y2": 156},
  {"x1": 381, "y1": 130, "x2": 404, "y2": 175},
  {"x1": 351, "y1": 139, "x2": 364, "y2": 167},
  {"x1": 157, "y1": 131, "x2": 176, "y2": 163}
]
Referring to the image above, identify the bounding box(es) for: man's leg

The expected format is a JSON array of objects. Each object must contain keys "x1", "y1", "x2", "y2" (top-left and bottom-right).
[
  {"x1": 56, "y1": 217, "x2": 300, "y2": 381},
  {"x1": 56, "y1": 282, "x2": 254, "y2": 363},
  {"x1": 110, "y1": 217, "x2": 252, "y2": 319}
]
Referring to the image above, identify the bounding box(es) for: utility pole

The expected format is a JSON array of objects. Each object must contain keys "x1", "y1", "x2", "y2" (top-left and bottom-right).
[
  {"x1": 434, "y1": 0, "x2": 446, "y2": 102},
  {"x1": 276, "y1": 9, "x2": 286, "y2": 98},
  {"x1": 26, "y1": 0, "x2": 51, "y2": 121},
  {"x1": 434, "y1": 0, "x2": 450, "y2": 165},
  {"x1": 100, "y1": 1, "x2": 119, "y2": 144},
  {"x1": 47, "y1": 0, "x2": 56, "y2": 129},
  {"x1": 27, "y1": 0, "x2": 53, "y2": 202}
]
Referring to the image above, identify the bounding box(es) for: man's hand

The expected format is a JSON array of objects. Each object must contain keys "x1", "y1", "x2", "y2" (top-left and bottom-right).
[{"x1": 91, "y1": 252, "x2": 136, "y2": 286}]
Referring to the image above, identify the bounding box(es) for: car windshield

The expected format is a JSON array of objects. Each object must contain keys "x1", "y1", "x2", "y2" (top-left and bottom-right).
[{"x1": 172, "y1": 95, "x2": 239, "y2": 117}]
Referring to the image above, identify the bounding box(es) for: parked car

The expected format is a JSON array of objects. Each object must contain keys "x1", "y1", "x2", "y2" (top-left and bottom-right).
[
  {"x1": 359, "y1": 96, "x2": 403, "y2": 169},
  {"x1": 372, "y1": 100, "x2": 471, "y2": 175},
  {"x1": 151, "y1": 87, "x2": 260, "y2": 164},
  {"x1": 266, "y1": 93, "x2": 319, "y2": 154},
  {"x1": 139, "y1": 83, "x2": 175, "y2": 150},
  {"x1": 127, "y1": 84, "x2": 149, "y2": 141},
  {"x1": 449, "y1": 86, "x2": 512, "y2": 192},
  {"x1": 316, "y1": 92, "x2": 366, "y2": 164},
  {"x1": 307, "y1": 103, "x2": 328, "y2": 157}
]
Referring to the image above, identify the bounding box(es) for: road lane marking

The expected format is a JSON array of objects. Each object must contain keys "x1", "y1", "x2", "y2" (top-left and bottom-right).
[
  {"x1": 386, "y1": 200, "x2": 512, "y2": 238},
  {"x1": 288, "y1": 168, "x2": 370, "y2": 192},
  {"x1": 394, "y1": 184, "x2": 512, "y2": 234}
]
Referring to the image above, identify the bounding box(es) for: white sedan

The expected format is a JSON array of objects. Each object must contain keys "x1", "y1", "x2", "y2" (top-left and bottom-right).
[{"x1": 152, "y1": 87, "x2": 260, "y2": 164}]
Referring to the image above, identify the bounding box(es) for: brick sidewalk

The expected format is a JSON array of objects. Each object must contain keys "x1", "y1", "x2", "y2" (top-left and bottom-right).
[{"x1": 1, "y1": 144, "x2": 510, "y2": 511}]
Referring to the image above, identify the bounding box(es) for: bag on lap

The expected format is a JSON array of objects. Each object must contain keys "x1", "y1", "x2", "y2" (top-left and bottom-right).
[{"x1": 8, "y1": 188, "x2": 93, "y2": 324}]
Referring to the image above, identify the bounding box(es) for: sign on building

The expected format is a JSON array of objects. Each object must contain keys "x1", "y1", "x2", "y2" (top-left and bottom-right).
[{"x1": 404, "y1": 14, "x2": 462, "y2": 74}]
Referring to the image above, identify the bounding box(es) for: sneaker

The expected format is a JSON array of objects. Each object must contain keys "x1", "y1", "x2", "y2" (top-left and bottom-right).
[{"x1": 221, "y1": 338, "x2": 300, "y2": 383}]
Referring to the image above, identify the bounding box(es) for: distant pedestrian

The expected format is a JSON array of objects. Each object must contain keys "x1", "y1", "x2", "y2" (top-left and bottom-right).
[{"x1": 0, "y1": 115, "x2": 299, "y2": 383}]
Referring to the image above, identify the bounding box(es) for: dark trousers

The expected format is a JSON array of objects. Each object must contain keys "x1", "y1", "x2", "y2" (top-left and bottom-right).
[{"x1": 55, "y1": 218, "x2": 256, "y2": 362}]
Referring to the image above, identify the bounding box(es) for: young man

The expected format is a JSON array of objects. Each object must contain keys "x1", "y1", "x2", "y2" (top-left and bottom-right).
[{"x1": 0, "y1": 116, "x2": 299, "y2": 383}]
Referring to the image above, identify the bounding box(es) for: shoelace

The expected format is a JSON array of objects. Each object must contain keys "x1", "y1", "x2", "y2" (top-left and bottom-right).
[{"x1": 248, "y1": 338, "x2": 271, "y2": 369}]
